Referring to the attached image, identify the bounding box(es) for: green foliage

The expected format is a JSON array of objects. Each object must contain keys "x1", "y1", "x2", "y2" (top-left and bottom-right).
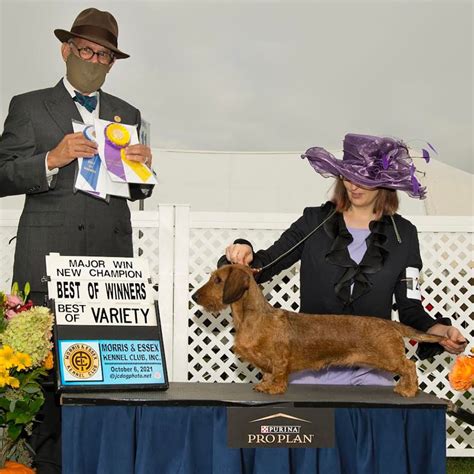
[
  {"x1": 9, "y1": 283, "x2": 29, "y2": 303},
  {"x1": 0, "y1": 369, "x2": 46, "y2": 445},
  {"x1": 0, "y1": 283, "x2": 53, "y2": 467}
]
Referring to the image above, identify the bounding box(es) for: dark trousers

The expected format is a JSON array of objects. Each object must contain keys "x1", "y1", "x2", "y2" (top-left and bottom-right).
[{"x1": 29, "y1": 291, "x2": 61, "y2": 474}]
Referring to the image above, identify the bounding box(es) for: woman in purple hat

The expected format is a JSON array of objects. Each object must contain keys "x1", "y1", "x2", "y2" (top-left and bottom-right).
[{"x1": 220, "y1": 133, "x2": 466, "y2": 386}]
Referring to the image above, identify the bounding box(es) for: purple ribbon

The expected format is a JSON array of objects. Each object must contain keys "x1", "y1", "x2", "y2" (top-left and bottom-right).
[{"x1": 104, "y1": 133, "x2": 127, "y2": 181}]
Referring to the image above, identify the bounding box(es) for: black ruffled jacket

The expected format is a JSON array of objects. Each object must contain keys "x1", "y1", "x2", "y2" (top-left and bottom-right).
[{"x1": 219, "y1": 201, "x2": 450, "y2": 358}]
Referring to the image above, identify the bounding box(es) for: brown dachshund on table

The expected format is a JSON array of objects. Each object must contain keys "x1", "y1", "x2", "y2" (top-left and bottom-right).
[{"x1": 192, "y1": 264, "x2": 446, "y2": 397}]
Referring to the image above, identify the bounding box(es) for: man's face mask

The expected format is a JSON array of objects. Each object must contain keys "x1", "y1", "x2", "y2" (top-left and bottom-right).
[{"x1": 66, "y1": 53, "x2": 109, "y2": 94}]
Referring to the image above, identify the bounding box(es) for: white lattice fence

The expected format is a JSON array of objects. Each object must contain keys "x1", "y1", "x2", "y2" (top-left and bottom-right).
[
  {"x1": 1, "y1": 207, "x2": 472, "y2": 455},
  {"x1": 175, "y1": 209, "x2": 474, "y2": 456},
  {"x1": 415, "y1": 231, "x2": 473, "y2": 455},
  {"x1": 131, "y1": 206, "x2": 175, "y2": 376}
]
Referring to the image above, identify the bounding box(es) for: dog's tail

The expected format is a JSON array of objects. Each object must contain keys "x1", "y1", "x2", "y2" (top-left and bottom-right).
[{"x1": 392, "y1": 322, "x2": 446, "y2": 343}]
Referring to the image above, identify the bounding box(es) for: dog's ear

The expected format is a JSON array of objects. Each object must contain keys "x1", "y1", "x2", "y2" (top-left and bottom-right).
[{"x1": 222, "y1": 267, "x2": 250, "y2": 304}]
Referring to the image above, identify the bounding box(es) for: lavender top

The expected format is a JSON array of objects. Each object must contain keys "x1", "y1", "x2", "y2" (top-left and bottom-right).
[
  {"x1": 289, "y1": 226, "x2": 394, "y2": 386},
  {"x1": 347, "y1": 226, "x2": 370, "y2": 264}
]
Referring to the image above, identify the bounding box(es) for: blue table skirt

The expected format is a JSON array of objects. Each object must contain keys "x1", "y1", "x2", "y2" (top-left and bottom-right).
[{"x1": 62, "y1": 406, "x2": 446, "y2": 474}]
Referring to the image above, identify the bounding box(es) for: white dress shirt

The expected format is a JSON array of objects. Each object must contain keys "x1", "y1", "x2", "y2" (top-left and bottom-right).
[{"x1": 45, "y1": 77, "x2": 100, "y2": 183}]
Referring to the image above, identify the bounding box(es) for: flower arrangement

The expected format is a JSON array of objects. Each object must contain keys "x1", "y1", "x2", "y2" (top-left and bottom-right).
[
  {"x1": 449, "y1": 348, "x2": 474, "y2": 392},
  {"x1": 0, "y1": 283, "x2": 54, "y2": 471}
]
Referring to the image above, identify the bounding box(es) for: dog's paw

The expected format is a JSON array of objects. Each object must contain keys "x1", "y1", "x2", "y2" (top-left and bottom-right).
[
  {"x1": 253, "y1": 382, "x2": 269, "y2": 393},
  {"x1": 254, "y1": 382, "x2": 286, "y2": 395},
  {"x1": 393, "y1": 385, "x2": 419, "y2": 398}
]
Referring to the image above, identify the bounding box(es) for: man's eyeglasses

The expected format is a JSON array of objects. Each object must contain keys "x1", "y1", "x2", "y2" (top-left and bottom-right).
[{"x1": 68, "y1": 41, "x2": 115, "y2": 65}]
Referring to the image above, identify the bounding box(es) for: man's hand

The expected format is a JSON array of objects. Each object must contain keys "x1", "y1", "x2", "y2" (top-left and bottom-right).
[
  {"x1": 124, "y1": 144, "x2": 153, "y2": 167},
  {"x1": 48, "y1": 132, "x2": 97, "y2": 170},
  {"x1": 225, "y1": 244, "x2": 253, "y2": 266},
  {"x1": 428, "y1": 324, "x2": 467, "y2": 354}
]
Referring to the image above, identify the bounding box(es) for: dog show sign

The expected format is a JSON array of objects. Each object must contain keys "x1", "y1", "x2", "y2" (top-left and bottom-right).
[{"x1": 46, "y1": 253, "x2": 168, "y2": 391}]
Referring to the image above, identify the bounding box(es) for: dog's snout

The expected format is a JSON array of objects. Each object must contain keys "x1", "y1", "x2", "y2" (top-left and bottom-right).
[{"x1": 191, "y1": 291, "x2": 200, "y2": 303}]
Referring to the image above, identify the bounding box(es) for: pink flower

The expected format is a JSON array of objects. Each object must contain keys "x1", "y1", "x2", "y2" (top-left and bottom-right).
[
  {"x1": 3, "y1": 294, "x2": 33, "y2": 320},
  {"x1": 5, "y1": 308, "x2": 18, "y2": 319},
  {"x1": 6, "y1": 294, "x2": 22, "y2": 308}
]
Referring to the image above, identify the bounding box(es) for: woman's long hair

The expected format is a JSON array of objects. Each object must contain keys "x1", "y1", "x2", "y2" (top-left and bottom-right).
[{"x1": 331, "y1": 178, "x2": 399, "y2": 215}]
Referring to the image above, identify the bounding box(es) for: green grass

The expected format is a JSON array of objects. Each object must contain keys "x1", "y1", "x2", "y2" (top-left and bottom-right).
[{"x1": 447, "y1": 457, "x2": 474, "y2": 474}]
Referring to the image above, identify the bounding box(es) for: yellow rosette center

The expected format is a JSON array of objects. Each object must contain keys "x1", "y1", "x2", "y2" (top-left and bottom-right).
[{"x1": 105, "y1": 123, "x2": 131, "y2": 147}]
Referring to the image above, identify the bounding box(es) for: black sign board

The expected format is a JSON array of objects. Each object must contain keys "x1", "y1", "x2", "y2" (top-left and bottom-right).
[
  {"x1": 46, "y1": 254, "x2": 168, "y2": 392},
  {"x1": 227, "y1": 406, "x2": 334, "y2": 448}
]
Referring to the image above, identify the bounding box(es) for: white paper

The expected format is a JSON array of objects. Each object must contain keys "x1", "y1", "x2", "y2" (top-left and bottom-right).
[
  {"x1": 73, "y1": 121, "x2": 108, "y2": 200},
  {"x1": 405, "y1": 267, "x2": 421, "y2": 300},
  {"x1": 73, "y1": 121, "x2": 130, "y2": 199}
]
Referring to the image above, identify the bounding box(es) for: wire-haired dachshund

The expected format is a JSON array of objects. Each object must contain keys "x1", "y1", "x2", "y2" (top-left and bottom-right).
[{"x1": 192, "y1": 264, "x2": 446, "y2": 397}]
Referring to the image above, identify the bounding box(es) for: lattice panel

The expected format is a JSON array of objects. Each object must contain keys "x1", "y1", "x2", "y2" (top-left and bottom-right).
[
  {"x1": 187, "y1": 227, "x2": 473, "y2": 454},
  {"x1": 133, "y1": 226, "x2": 160, "y2": 288},
  {"x1": 416, "y1": 232, "x2": 473, "y2": 453}
]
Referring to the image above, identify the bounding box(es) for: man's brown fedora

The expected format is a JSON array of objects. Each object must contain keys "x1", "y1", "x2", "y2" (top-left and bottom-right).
[{"x1": 54, "y1": 8, "x2": 129, "y2": 59}]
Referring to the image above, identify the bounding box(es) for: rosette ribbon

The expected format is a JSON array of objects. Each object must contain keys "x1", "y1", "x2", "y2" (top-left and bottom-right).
[
  {"x1": 104, "y1": 123, "x2": 129, "y2": 181},
  {"x1": 104, "y1": 123, "x2": 152, "y2": 182},
  {"x1": 80, "y1": 125, "x2": 101, "y2": 192}
]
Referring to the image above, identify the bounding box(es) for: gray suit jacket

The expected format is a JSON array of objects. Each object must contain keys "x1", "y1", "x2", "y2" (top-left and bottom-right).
[{"x1": 0, "y1": 80, "x2": 153, "y2": 292}]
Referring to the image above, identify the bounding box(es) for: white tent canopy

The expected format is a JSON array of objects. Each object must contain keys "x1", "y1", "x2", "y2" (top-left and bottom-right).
[
  {"x1": 0, "y1": 150, "x2": 471, "y2": 217},
  {"x1": 139, "y1": 150, "x2": 473, "y2": 216}
]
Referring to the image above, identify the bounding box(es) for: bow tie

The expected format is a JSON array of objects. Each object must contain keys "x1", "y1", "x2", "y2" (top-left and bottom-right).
[{"x1": 73, "y1": 91, "x2": 98, "y2": 113}]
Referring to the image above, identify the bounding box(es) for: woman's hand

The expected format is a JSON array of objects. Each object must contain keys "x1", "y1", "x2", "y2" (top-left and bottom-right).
[
  {"x1": 428, "y1": 324, "x2": 467, "y2": 354},
  {"x1": 225, "y1": 244, "x2": 253, "y2": 266}
]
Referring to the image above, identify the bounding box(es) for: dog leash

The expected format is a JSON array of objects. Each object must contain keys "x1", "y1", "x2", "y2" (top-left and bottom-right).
[
  {"x1": 445, "y1": 401, "x2": 474, "y2": 426},
  {"x1": 255, "y1": 209, "x2": 337, "y2": 273}
]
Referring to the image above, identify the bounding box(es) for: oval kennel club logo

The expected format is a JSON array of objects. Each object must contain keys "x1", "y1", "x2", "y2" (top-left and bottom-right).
[{"x1": 64, "y1": 343, "x2": 100, "y2": 379}]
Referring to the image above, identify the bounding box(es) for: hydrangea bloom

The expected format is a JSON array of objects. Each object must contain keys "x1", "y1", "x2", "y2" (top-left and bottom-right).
[{"x1": 1, "y1": 307, "x2": 53, "y2": 367}]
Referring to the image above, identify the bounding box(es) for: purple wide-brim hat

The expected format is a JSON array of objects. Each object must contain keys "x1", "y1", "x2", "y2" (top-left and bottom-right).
[{"x1": 302, "y1": 133, "x2": 432, "y2": 199}]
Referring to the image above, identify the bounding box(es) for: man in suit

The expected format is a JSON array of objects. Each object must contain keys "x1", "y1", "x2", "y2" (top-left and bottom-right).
[
  {"x1": 0, "y1": 8, "x2": 153, "y2": 473},
  {"x1": 0, "y1": 7, "x2": 153, "y2": 305}
]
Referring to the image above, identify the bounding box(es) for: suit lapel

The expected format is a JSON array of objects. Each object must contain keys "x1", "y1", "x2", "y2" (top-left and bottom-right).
[
  {"x1": 99, "y1": 91, "x2": 119, "y2": 122},
  {"x1": 44, "y1": 80, "x2": 82, "y2": 135}
]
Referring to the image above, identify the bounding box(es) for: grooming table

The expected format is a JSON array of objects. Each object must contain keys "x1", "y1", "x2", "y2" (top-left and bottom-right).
[{"x1": 61, "y1": 382, "x2": 446, "y2": 474}]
